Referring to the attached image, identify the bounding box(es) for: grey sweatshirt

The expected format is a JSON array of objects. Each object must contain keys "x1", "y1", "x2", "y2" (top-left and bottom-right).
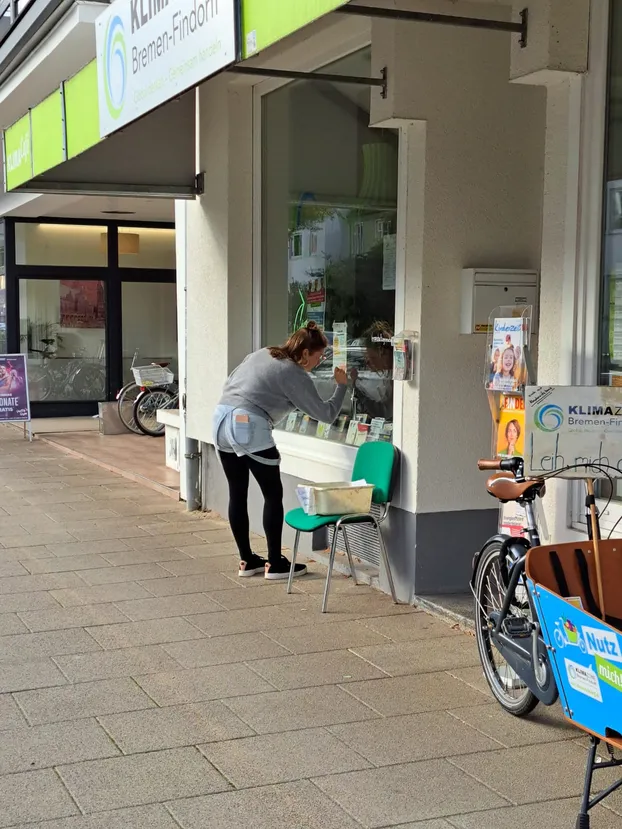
[{"x1": 219, "y1": 348, "x2": 347, "y2": 425}]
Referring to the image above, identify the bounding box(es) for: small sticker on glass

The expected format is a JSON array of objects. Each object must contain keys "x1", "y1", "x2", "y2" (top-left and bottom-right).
[{"x1": 246, "y1": 30, "x2": 258, "y2": 56}]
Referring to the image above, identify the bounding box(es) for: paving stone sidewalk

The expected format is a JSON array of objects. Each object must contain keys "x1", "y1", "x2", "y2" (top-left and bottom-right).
[{"x1": 0, "y1": 426, "x2": 619, "y2": 829}]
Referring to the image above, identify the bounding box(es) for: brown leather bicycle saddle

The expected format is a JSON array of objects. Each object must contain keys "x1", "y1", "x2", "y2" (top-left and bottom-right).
[{"x1": 486, "y1": 472, "x2": 545, "y2": 503}]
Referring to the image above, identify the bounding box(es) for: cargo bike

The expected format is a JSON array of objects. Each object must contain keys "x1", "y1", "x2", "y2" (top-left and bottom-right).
[{"x1": 472, "y1": 455, "x2": 622, "y2": 828}]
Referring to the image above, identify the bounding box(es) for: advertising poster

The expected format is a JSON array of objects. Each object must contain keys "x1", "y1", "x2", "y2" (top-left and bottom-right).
[
  {"x1": 0, "y1": 354, "x2": 30, "y2": 422},
  {"x1": 531, "y1": 586, "x2": 622, "y2": 744},
  {"x1": 525, "y1": 385, "x2": 622, "y2": 477},
  {"x1": 333, "y1": 322, "x2": 347, "y2": 369},
  {"x1": 60, "y1": 281, "x2": 105, "y2": 329},
  {"x1": 496, "y1": 396, "x2": 525, "y2": 458},
  {"x1": 305, "y1": 275, "x2": 326, "y2": 329},
  {"x1": 499, "y1": 501, "x2": 527, "y2": 537},
  {"x1": 487, "y1": 318, "x2": 527, "y2": 393}
]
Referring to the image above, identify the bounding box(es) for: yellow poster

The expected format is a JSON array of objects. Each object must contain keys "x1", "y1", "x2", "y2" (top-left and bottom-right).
[{"x1": 496, "y1": 396, "x2": 525, "y2": 458}]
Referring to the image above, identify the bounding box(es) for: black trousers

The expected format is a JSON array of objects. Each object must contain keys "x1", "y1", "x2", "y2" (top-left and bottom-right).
[{"x1": 218, "y1": 447, "x2": 283, "y2": 565}]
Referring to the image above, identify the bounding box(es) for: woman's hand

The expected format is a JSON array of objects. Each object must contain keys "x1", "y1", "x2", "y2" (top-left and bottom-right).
[
  {"x1": 350, "y1": 367, "x2": 359, "y2": 383},
  {"x1": 334, "y1": 366, "x2": 348, "y2": 386}
]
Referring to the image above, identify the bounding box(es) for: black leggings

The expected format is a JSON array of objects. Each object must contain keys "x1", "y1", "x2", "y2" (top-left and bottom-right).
[{"x1": 218, "y1": 447, "x2": 283, "y2": 565}]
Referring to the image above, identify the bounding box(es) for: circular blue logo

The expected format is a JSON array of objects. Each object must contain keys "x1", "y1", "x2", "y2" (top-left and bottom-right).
[
  {"x1": 104, "y1": 15, "x2": 126, "y2": 120},
  {"x1": 535, "y1": 403, "x2": 564, "y2": 432}
]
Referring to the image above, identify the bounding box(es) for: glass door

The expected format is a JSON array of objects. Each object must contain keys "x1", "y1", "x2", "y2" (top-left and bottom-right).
[
  {"x1": 121, "y1": 282, "x2": 177, "y2": 383},
  {"x1": 19, "y1": 278, "x2": 107, "y2": 402}
]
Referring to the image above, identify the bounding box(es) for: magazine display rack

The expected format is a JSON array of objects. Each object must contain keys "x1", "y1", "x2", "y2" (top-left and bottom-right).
[{"x1": 484, "y1": 306, "x2": 532, "y2": 535}]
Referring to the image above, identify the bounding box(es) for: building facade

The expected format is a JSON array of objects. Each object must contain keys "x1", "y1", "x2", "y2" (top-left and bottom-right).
[{"x1": 2, "y1": 0, "x2": 618, "y2": 600}]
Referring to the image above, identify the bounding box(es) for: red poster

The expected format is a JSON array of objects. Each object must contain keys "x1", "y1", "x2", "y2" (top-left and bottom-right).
[{"x1": 59, "y1": 281, "x2": 105, "y2": 329}]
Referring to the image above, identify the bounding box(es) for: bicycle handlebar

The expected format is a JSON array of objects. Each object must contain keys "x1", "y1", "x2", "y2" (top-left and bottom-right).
[
  {"x1": 478, "y1": 457, "x2": 523, "y2": 474},
  {"x1": 478, "y1": 459, "x2": 501, "y2": 471}
]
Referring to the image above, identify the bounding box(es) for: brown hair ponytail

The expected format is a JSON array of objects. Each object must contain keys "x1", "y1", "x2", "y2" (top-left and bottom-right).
[{"x1": 269, "y1": 322, "x2": 328, "y2": 363}]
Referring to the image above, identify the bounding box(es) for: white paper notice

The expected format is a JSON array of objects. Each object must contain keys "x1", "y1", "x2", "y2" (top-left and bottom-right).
[
  {"x1": 333, "y1": 322, "x2": 347, "y2": 369},
  {"x1": 382, "y1": 234, "x2": 397, "y2": 291}
]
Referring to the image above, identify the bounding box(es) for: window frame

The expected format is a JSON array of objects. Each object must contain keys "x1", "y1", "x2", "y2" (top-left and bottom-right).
[
  {"x1": 5, "y1": 216, "x2": 175, "y2": 417},
  {"x1": 569, "y1": 0, "x2": 616, "y2": 533},
  {"x1": 251, "y1": 35, "x2": 403, "y2": 469}
]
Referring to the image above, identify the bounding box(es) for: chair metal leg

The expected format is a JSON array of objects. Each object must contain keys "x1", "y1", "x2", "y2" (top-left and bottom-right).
[
  {"x1": 322, "y1": 530, "x2": 339, "y2": 613},
  {"x1": 377, "y1": 523, "x2": 399, "y2": 604},
  {"x1": 287, "y1": 531, "x2": 301, "y2": 594},
  {"x1": 341, "y1": 527, "x2": 358, "y2": 584}
]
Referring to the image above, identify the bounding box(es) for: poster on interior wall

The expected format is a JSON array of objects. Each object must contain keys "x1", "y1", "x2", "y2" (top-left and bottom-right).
[
  {"x1": 305, "y1": 275, "x2": 326, "y2": 329},
  {"x1": 0, "y1": 354, "x2": 30, "y2": 421},
  {"x1": 382, "y1": 234, "x2": 397, "y2": 291},
  {"x1": 59, "y1": 281, "x2": 105, "y2": 329},
  {"x1": 333, "y1": 323, "x2": 347, "y2": 369}
]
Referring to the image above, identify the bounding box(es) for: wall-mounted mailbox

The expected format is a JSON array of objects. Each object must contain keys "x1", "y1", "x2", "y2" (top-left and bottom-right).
[{"x1": 460, "y1": 269, "x2": 539, "y2": 335}]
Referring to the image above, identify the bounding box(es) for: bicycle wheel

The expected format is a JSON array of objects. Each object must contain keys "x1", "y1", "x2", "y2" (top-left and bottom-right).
[
  {"x1": 72, "y1": 365, "x2": 106, "y2": 400},
  {"x1": 117, "y1": 382, "x2": 142, "y2": 434},
  {"x1": 133, "y1": 388, "x2": 173, "y2": 437},
  {"x1": 28, "y1": 365, "x2": 51, "y2": 401},
  {"x1": 474, "y1": 539, "x2": 539, "y2": 717}
]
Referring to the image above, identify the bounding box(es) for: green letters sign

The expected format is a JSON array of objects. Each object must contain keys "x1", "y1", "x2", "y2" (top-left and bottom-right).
[
  {"x1": 31, "y1": 90, "x2": 66, "y2": 176},
  {"x1": 4, "y1": 113, "x2": 32, "y2": 191},
  {"x1": 595, "y1": 655, "x2": 622, "y2": 692},
  {"x1": 241, "y1": 0, "x2": 349, "y2": 59}
]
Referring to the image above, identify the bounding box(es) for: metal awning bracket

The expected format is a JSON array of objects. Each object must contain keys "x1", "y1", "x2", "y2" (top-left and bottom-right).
[
  {"x1": 230, "y1": 65, "x2": 388, "y2": 98},
  {"x1": 340, "y1": 5, "x2": 529, "y2": 49}
]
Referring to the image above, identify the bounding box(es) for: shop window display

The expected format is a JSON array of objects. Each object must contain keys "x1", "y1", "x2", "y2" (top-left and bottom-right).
[
  {"x1": 261, "y1": 47, "x2": 398, "y2": 444},
  {"x1": 19, "y1": 279, "x2": 107, "y2": 402}
]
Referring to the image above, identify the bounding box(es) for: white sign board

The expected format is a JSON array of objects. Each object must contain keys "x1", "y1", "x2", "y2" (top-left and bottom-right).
[
  {"x1": 95, "y1": 0, "x2": 236, "y2": 138},
  {"x1": 525, "y1": 385, "x2": 622, "y2": 478}
]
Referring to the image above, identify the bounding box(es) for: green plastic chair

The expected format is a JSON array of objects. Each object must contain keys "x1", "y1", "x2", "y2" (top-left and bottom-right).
[{"x1": 285, "y1": 442, "x2": 400, "y2": 612}]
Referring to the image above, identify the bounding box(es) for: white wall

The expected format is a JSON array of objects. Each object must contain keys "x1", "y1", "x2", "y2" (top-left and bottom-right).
[
  {"x1": 371, "y1": 7, "x2": 546, "y2": 515},
  {"x1": 185, "y1": 75, "x2": 254, "y2": 443}
]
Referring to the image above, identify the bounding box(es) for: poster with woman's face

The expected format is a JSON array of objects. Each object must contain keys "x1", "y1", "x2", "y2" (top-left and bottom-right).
[{"x1": 496, "y1": 408, "x2": 525, "y2": 458}]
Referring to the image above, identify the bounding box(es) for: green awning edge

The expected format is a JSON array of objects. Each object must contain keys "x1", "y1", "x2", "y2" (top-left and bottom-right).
[{"x1": 3, "y1": 59, "x2": 101, "y2": 191}]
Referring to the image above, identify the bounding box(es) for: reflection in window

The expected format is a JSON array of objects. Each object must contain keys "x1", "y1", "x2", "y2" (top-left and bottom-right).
[
  {"x1": 599, "y1": 1, "x2": 622, "y2": 499},
  {"x1": 19, "y1": 279, "x2": 107, "y2": 402},
  {"x1": 261, "y1": 47, "x2": 398, "y2": 445}
]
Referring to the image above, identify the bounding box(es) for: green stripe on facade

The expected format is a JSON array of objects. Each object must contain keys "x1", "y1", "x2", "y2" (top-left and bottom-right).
[
  {"x1": 65, "y1": 61, "x2": 100, "y2": 160},
  {"x1": 31, "y1": 89, "x2": 65, "y2": 176},
  {"x1": 242, "y1": 0, "x2": 349, "y2": 59}
]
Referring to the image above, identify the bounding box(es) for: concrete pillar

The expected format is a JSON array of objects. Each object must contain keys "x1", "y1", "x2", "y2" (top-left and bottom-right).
[
  {"x1": 370, "y1": 2, "x2": 546, "y2": 594},
  {"x1": 510, "y1": 0, "x2": 591, "y2": 541},
  {"x1": 185, "y1": 75, "x2": 254, "y2": 442}
]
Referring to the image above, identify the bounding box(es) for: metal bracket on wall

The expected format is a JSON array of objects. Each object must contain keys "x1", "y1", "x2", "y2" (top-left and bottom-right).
[
  {"x1": 194, "y1": 172, "x2": 205, "y2": 195},
  {"x1": 230, "y1": 65, "x2": 388, "y2": 98},
  {"x1": 339, "y1": 5, "x2": 529, "y2": 49}
]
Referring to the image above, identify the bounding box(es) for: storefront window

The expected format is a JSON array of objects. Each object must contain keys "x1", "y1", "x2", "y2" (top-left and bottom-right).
[
  {"x1": 121, "y1": 282, "x2": 178, "y2": 382},
  {"x1": 261, "y1": 47, "x2": 398, "y2": 444},
  {"x1": 19, "y1": 279, "x2": 107, "y2": 402},
  {"x1": 15, "y1": 223, "x2": 108, "y2": 267},
  {"x1": 118, "y1": 227, "x2": 176, "y2": 269}
]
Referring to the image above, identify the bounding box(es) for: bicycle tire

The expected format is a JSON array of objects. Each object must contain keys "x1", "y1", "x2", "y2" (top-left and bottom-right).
[
  {"x1": 133, "y1": 388, "x2": 173, "y2": 437},
  {"x1": 28, "y1": 365, "x2": 52, "y2": 401},
  {"x1": 117, "y1": 382, "x2": 143, "y2": 434},
  {"x1": 72, "y1": 364, "x2": 106, "y2": 400},
  {"x1": 474, "y1": 539, "x2": 540, "y2": 717}
]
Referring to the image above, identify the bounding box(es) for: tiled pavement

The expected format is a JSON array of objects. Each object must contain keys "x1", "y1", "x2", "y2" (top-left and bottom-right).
[{"x1": 0, "y1": 428, "x2": 619, "y2": 829}]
